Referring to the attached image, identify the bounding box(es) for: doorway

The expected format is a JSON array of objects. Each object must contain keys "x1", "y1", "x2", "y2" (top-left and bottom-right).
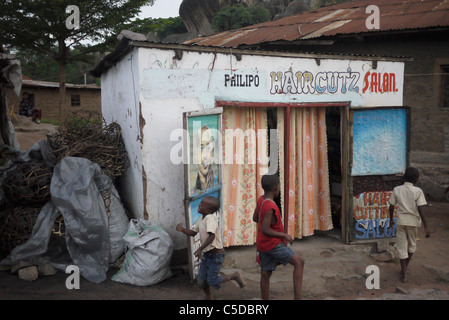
[
  {"x1": 326, "y1": 107, "x2": 343, "y2": 234},
  {"x1": 216, "y1": 101, "x2": 350, "y2": 245}
]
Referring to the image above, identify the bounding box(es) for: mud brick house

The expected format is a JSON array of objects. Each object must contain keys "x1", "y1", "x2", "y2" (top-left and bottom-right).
[
  {"x1": 7, "y1": 76, "x2": 101, "y2": 120},
  {"x1": 184, "y1": 0, "x2": 449, "y2": 201}
]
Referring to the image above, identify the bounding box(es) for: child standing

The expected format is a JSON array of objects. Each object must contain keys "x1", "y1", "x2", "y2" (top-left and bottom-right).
[
  {"x1": 388, "y1": 167, "x2": 430, "y2": 283},
  {"x1": 176, "y1": 196, "x2": 245, "y2": 300},
  {"x1": 253, "y1": 174, "x2": 305, "y2": 300}
]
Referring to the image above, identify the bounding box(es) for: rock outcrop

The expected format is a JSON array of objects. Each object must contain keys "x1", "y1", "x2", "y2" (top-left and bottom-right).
[
  {"x1": 179, "y1": 0, "x2": 235, "y2": 36},
  {"x1": 179, "y1": 0, "x2": 314, "y2": 36},
  {"x1": 176, "y1": 0, "x2": 351, "y2": 40}
]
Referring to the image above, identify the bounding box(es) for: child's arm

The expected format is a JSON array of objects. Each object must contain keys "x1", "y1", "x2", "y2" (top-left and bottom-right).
[
  {"x1": 176, "y1": 222, "x2": 197, "y2": 237},
  {"x1": 194, "y1": 232, "x2": 215, "y2": 258},
  {"x1": 252, "y1": 208, "x2": 259, "y2": 223},
  {"x1": 388, "y1": 204, "x2": 395, "y2": 227},
  {"x1": 418, "y1": 206, "x2": 430, "y2": 238},
  {"x1": 262, "y1": 209, "x2": 293, "y2": 244}
]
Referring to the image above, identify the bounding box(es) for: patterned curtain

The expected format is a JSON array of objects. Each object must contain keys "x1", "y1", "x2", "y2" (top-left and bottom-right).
[
  {"x1": 221, "y1": 107, "x2": 268, "y2": 247},
  {"x1": 278, "y1": 107, "x2": 333, "y2": 239}
]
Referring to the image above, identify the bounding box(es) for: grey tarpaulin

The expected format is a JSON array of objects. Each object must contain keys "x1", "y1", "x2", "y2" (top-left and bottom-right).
[{"x1": 0, "y1": 157, "x2": 129, "y2": 283}]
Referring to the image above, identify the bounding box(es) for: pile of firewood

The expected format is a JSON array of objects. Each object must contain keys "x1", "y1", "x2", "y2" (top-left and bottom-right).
[{"x1": 48, "y1": 111, "x2": 129, "y2": 178}]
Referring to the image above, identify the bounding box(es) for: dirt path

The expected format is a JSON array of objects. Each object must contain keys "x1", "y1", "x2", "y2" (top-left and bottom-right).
[
  {"x1": 1, "y1": 202, "x2": 448, "y2": 300},
  {"x1": 12, "y1": 115, "x2": 57, "y2": 150},
  {"x1": 220, "y1": 202, "x2": 449, "y2": 300}
]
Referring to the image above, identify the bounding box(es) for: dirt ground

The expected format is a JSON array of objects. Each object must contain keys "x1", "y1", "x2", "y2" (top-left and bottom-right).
[
  {"x1": 0, "y1": 202, "x2": 448, "y2": 301},
  {"x1": 10, "y1": 115, "x2": 57, "y2": 151},
  {"x1": 1, "y1": 117, "x2": 448, "y2": 301}
]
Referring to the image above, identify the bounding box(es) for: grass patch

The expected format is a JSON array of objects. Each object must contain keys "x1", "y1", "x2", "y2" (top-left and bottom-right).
[{"x1": 40, "y1": 118, "x2": 60, "y2": 126}]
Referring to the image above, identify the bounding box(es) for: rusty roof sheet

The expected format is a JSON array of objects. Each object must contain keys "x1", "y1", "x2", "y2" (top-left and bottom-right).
[
  {"x1": 22, "y1": 79, "x2": 100, "y2": 90},
  {"x1": 184, "y1": 0, "x2": 449, "y2": 48}
]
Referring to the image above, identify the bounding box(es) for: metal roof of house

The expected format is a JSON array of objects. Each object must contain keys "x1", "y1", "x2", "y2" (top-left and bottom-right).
[
  {"x1": 22, "y1": 79, "x2": 100, "y2": 90},
  {"x1": 184, "y1": 0, "x2": 449, "y2": 48}
]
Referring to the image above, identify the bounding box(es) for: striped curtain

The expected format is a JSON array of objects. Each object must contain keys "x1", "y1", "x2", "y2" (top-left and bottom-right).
[
  {"x1": 278, "y1": 107, "x2": 333, "y2": 239},
  {"x1": 221, "y1": 106, "x2": 268, "y2": 247}
]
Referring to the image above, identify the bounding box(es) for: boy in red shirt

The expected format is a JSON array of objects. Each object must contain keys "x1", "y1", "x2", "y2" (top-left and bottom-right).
[{"x1": 253, "y1": 174, "x2": 305, "y2": 300}]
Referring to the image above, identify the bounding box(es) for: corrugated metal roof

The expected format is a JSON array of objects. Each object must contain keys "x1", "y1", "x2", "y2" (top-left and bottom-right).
[
  {"x1": 22, "y1": 79, "x2": 100, "y2": 90},
  {"x1": 184, "y1": 0, "x2": 449, "y2": 48}
]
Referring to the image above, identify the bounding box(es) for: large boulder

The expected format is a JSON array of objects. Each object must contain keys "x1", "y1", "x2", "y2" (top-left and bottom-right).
[{"x1": 178, "y1": 0, "x2": 350, "y2": 36}]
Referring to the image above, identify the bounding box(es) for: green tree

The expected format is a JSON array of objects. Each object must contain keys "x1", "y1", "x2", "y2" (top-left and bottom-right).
[
  {"x1": 17, "y1": 45, "x2": 99, "y2": 84},
  {"x1": 0, "y1": 0, "x2": 154, "y2": 122},
  {"x1": 123, "y1": 17, "x2": 187, "y2": 40},
  {"x1": 211, "y1": 4, "x2": 270, "y2": 33}
]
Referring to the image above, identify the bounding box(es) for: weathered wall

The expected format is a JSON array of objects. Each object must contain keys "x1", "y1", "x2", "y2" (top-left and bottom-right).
[{"x1": 101, "y1": 48, "x2": 145, "y2": 221}]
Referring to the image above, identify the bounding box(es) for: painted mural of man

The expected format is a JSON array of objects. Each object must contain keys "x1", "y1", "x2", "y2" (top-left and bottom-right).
[{"x1": 195, "y1": 125, "x2": 216, "y2": 191}]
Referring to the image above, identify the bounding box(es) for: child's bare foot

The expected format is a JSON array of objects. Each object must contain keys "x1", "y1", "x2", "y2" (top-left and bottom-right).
[
  {"x1": 400, "y1": 274, "x2": 408, "y2": 283},
  {"x1": 233, "y1": 271, "x2": 245, "y2": 288}
]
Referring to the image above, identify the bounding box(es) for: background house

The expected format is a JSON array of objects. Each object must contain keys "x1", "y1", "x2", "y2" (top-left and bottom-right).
[
  {"x1": 6, "y1": 75, "x2": 101, "y2": 120},
  {"x1": 184, "y1": 0, "x2": 449, "y2": 201}
]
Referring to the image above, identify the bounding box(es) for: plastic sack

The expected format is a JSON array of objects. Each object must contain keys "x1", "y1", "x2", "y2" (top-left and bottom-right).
[{"x1": 112, "y1": 219, "x2": 173, "y2": 286}]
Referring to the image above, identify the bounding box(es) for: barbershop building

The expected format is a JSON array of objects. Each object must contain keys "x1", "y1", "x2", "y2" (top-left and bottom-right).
[{"x1": 92, "y1": 32, "x2": 409, "y2": 277}]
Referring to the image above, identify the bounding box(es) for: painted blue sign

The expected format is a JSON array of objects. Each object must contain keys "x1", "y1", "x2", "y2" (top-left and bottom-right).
[{"x1": 352, "y1": 108, "x2": 407, "y2": 176}]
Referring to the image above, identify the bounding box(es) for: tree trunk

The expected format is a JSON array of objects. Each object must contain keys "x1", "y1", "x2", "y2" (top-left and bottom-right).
[
  {"x1": 57, "y1": 38, "x2": 68, "y2": 125},
  {"x1": 58, "y1": 57, "x2": 67, "y2": 124}
]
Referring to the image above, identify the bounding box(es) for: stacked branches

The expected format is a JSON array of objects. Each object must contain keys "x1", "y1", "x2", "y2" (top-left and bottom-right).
[
  {"x1": 48, "y1": 111, "x2": 129, "y2": 178},
  {"x1": 0, "y1": 206, "x2": 65, "y2": 252},
  {"x1": 2, "y1": 161, "x2": 52, "y2": 206}
]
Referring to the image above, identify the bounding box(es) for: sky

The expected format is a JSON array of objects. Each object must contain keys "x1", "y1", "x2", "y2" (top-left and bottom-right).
[{"x1": 138, "y1": 0, "x2": 184, "y2": 19}]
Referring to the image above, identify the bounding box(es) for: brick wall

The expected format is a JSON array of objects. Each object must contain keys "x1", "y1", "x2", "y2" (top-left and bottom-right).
[{"x1": 6, "y1": 86, "x2": 101, "y2": 120}]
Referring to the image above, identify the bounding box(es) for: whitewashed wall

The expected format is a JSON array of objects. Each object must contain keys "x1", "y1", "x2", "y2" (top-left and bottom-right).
[{"x1": 101, "y1": 48, "x2": 145, "y2": 220}]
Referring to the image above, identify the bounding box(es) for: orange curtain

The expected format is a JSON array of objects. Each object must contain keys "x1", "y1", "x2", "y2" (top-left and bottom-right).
[
  {"x1": 221, "y1": 107, "x2": 268, "y2": 247},
  {"x1": 278, "y1": 107, "x2": 333, "y2": 239}
]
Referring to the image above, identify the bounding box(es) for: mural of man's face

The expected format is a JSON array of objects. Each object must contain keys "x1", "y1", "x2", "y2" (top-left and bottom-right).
[
  {"x1": 200, "y1": 125, "x2": 214, "y2": 167},
  {"x1": 201, "y1": 141, "x2": 214, "y2": 166}
]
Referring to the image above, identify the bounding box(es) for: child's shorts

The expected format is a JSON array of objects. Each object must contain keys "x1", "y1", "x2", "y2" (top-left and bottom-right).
[
  {"x1": 259, "y1": 243, "x2": 295, "y2": 271},
  {"x1": 197, "y1": 252, "x2": 225, "y2": 289},
  {"x1": 396, "y1": 225, "x2": 418, "y2": 259}
]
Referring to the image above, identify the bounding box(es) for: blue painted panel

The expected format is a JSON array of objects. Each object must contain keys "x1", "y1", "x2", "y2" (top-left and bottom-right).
[{"x1": 352, "y1": 108, "x2": 407, "y2": 176}]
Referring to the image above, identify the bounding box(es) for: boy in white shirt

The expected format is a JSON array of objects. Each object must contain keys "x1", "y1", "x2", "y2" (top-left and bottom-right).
[
  {"x1": 176, "y1": 196, "x2": 245, "y2": 299},
  {"x1": 388, "y1": 167, "x2": 430, "y2": 283}
]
